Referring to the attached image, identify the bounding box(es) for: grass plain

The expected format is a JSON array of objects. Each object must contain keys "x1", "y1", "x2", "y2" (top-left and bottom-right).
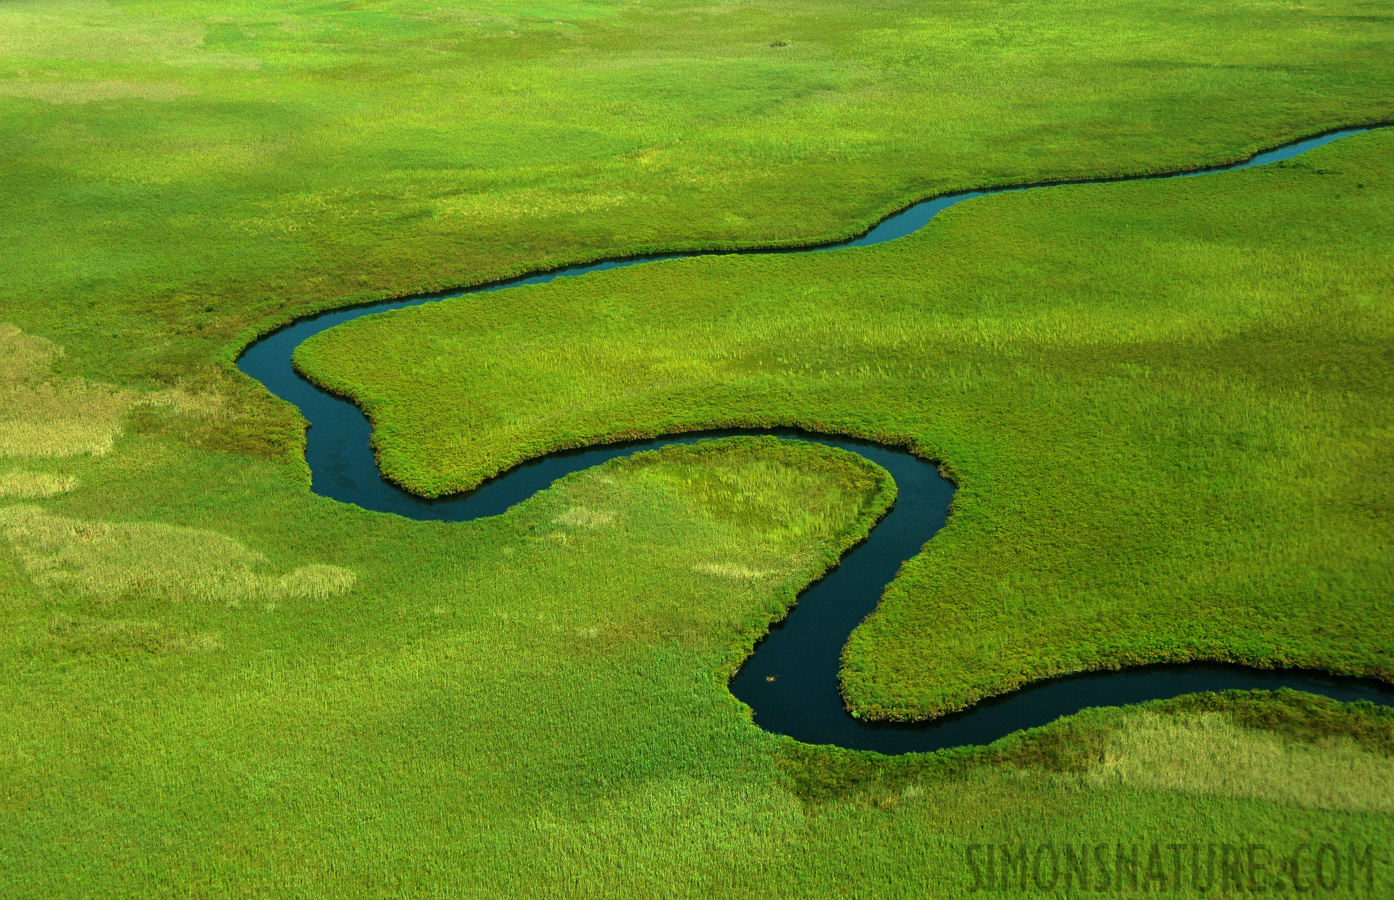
[{"x1": 1, "y1": 0, "x2": 1393, "y2": 895}]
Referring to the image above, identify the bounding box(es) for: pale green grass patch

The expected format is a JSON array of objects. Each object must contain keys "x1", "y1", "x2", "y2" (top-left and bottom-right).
[
  {"x1": 0, "y1": 471, "x2": 76, "y2": 498},
  {"x1": 0, "y1": 80, "x2": 195, "y2": 104},
  {"x1": 275, "y1": 564, "x2": 358, "y2": 600},
  {"x1": 0, "y1": 505, "x2": 355, "y2": 604},
  {"x1": 0, "y1": 1, "x2": 207, "y2": 65},
  {"x1": 0, "y1": 323, "x2": 58, "y2": 382},
  {"x1": 553, "y1": 505, "x2": 618, "y2": 528},
  {"x1": 1, "y1": 323, "x2": 132, "y2": 457},
  {"x1": 1086, "y1": 712, "x2": 1394, "y2": 812},
  {"x1": 137, "y1": 387, "x2": 227, "y2": 421},
  {"x1": 695, "y1": 562, "x2": 775, "y2": 579},
  {"x1": 646, "y1": 450, "x2": 891, "y2": 543},
  {"x1": 0, "y1": 324, "x2": 224, "y2": 458},
  {"x1": 0, "y1": 381, "x2": 136, "y2": 458}
]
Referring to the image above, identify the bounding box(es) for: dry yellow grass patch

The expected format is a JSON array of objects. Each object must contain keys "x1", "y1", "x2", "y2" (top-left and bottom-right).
[
  {"x1": 0, "y1": 471, "x2": 76, "y2": 498},
  {"x1": 0, "y1": 324, "x2": 224, "y2": 458},
  {"x1": 0, "y1": 506, "x2": 356, "y2": 604},
  {"x1": 0, "y1": 323, "x2": 135, "y2": 457},
  {"x1": 694, "y1": 562, "x2": 776, "y2": 580},
  {"x1": 0, "y1": 323, "x2": 58, "y2": 381},
  {"x1": 1085, "y1": 712, "x2": 1394, "y2": 813},
  {"x1": 276, "y1": 564, "x2": 357, "y2": 600},
  {"x1": 137, "y1": 387, "x2": 226, "y2": 420},
  {"x1": 553, "y1": 506, "x2": 617, "y2": 529},
  {"x1": 0, "y1": 380, "x2": 137, "y2": 457},
  {"x1": 0, "y1": 80, "x2": 194, "y2": 104}
]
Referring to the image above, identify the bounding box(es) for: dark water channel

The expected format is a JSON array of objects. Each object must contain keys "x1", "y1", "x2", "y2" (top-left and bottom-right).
[{"x1": 238, "y1": 126, "x2": 1394, "y2": 754}]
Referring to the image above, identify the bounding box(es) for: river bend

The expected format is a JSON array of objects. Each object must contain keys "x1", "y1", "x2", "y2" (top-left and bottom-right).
[{"x1": 238, "y1": 126, "x2": 1394, "y2": 753}]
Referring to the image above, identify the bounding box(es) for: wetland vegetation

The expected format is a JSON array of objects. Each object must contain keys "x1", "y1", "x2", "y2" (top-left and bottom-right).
[
  {"x1": 299, "y1": 128, "x2": 1394, "y2": 723},
  {"x1": 2, "y1": 0, "x2": 1392, "y2": 895}
]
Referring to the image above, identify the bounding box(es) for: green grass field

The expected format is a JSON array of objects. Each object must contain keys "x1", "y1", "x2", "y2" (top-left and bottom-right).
[{"x1": 2, "y1": 0, "x2": 1393, "y2": 895}]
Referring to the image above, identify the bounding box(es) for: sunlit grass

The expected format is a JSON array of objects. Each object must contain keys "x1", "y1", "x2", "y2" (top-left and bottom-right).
[
  {"x1": 0, "y1": 505, "x2": 356, "y2": 605},
  {"x1": 1086, "y1": 711, "x2": 1394, "y2": 813},
  {"x1": 0, "y1": 471, "x2": 76, "y2": 499},
  {"x1": 0, "y1": 323, "x2": 225, "y2": 459},
  {"x1": 1, "y1": 408, "x2": 1389, "y2": 897},
  {"x1": 0, "y1": 0, "x2": 1389, "y2": 417}
]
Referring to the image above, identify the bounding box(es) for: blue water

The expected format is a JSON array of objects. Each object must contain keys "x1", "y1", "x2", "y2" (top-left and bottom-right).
[{"x1": 238, "y1": 125, "x2": 1394, "y2": 753}]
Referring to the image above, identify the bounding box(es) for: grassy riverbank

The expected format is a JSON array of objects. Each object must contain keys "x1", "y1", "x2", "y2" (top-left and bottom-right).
[
  {"x1": 3, "y1": 0, "x2": 1394, "y2": 895},
  {"x1": 299, "y1": 128, "x2": 1394, "y2": 721}
]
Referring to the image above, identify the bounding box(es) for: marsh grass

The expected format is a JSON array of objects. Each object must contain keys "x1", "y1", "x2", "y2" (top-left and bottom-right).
[
  {"x1": 0, "y1": 471, "x2": 76, "y2": 498},
  {"x1": 0, "y1": 0, "x2": 1389, "y2": 431},
  {"x1": 0, "y1": 425, "x2": 1389, "y2": 897},
  {"x1": 47, "y1": 614, "x2": 223, "y2": 656},
  {"x1": 299, "y1": 129, "x2": 1394, "y2": 722},
  {"x1": 0, "y1": 505, "x2": 355, "y2": 605},
  {"x1": 775, "y1": 690, "x2": 1394, "y2": 792},
  {"x1": 648, "y1": 439, "x2": 890, "y2": 542},
  {"x1": 512, "y1": 437, "x2": 894, "y2": 671},
  {"x1": 2, "y1": 0, "x2": 1393, "y2": 893},
  {"x1": 1, "y1": 323, "x2": 225, "y2": 459},
  {"x1": 1086, "y1": 711, "x2": 1394, "y2": 812}
]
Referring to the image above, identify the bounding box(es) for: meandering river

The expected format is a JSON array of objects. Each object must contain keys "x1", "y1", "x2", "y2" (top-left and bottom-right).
[{"x1": 239, "y1": 126, "x2": 1394, "y2": 753}]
